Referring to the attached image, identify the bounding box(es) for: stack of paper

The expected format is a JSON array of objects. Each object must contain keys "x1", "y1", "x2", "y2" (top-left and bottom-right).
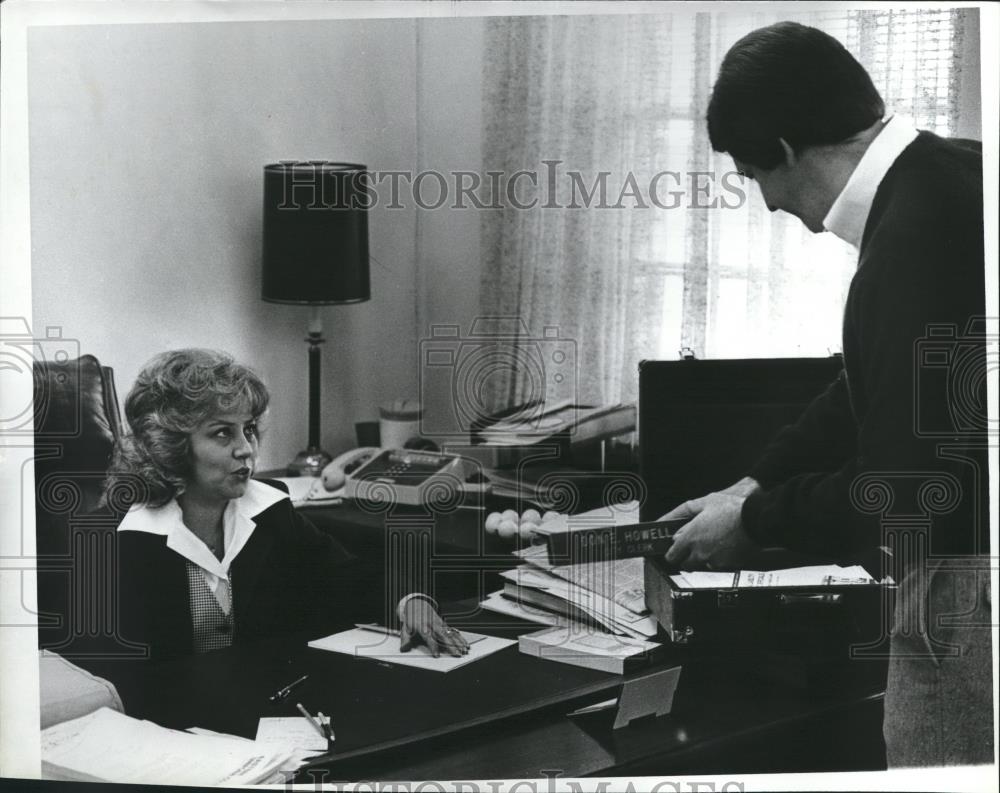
[
  {"x1": 495, "y1": 566, "x2": 658, "y2": 639},
  {"x1": 479, "y1": 590, "x2": 570, "y2": 627},
  {"x1": 519, "y1": 626, "x2": 660, "y2": 674},
  {"x1": 484, "y1": 500, "x2": 657, "y2": 638},
  {"x1": 41, "y1": 708, "x2": 292, "y2": 785},
  {"x1": 188, "y1": 724, "x2": 325, "y2": 783},
  {"x1": 544, "y1": 555, "x2": 648, "y2": 615},
  {"x1": 476, "y1": 401, "x2": 635, "y2": 447}
]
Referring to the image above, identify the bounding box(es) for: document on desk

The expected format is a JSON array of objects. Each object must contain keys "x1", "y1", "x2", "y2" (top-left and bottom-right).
[
  {"x1": 255, "y1": 717, "x2": 328, "y2": 754},
  {"x1": 187, "y1": 726, "x2": 323, "y2": 780},
  {"x1": 308, "y1": 628, "x2": 515, "y2": 672},
  {"x1": 41, "y1": 707, "x2": 290, "y2": 785}
]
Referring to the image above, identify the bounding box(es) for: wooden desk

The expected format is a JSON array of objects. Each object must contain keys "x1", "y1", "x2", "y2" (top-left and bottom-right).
[
  {"x1": 79, "y1": 607, "x2": 887, "y2": 781},
  {"x1": 298, "y1": 500, "x2": 529, "y2": 604},
  {"x1": 94, "y1": 485, "x2": 885, "y2": 779}
]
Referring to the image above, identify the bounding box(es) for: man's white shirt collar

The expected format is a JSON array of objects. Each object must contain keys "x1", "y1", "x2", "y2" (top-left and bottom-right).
[
  {"x1": 823, "y1": 116, "x2": 919, "y2": 250},
  {"x1": 118, "y1": 480, "x2": 288, "y2": 605}
]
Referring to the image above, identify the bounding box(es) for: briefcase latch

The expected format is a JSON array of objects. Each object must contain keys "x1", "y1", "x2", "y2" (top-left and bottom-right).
[
  {"x1": 778, "y1": 593, "x2": 844, "y2": 606},
  {"x1": 717, "y1": 590, "x2": 741, "y2": 608}
]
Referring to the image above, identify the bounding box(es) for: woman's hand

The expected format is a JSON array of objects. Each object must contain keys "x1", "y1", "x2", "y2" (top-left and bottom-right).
[{"x1": 399, "y1": 597, "x2": 469, "y2": 658}]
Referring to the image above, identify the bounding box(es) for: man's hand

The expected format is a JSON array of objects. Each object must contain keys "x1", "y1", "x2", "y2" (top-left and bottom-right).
[
  {"x1": 661, "y1": 488, "x2": 759, "y2": 570},
  {"x1": 399, "y1": 597, "x2": 469, "y2": 658},
  {"x1": 718, "y1": 476, "x2": 761, "y2": 499}
]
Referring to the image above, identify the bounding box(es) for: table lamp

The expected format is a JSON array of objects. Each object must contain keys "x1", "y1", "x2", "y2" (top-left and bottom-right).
[{"x1": 261, "y1": 161, "x2": 370, "y2": 475}]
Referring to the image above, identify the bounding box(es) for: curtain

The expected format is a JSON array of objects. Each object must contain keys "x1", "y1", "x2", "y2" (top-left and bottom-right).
[{"x1": 479, "y1": 8, "x2": 974, "y2": 412}]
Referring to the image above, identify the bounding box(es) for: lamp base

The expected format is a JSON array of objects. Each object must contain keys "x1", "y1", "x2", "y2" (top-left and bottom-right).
[{"x1": 287, "y1": 446, "x2": 333, "y2": 477}]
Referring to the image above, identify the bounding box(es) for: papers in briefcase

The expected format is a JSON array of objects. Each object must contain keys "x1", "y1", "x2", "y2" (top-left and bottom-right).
[{"x1": 539, "y1": 518, "x2": 687, "y2": 564}]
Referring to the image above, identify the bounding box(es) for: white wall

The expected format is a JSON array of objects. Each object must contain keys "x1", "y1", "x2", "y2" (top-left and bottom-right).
[{"x1": 28, "y1": 18, "x2": 422, "y2": 469}]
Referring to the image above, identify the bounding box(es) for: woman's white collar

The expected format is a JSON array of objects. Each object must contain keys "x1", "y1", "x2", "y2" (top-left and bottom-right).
[{"x1": 117, "y1": 479, "x2": 288, "y2": 535}]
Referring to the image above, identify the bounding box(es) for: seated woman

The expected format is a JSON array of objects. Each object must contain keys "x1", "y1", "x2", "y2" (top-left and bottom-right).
[{"x1": 105, "y1": 348, "x2": 467, "y2": 661}]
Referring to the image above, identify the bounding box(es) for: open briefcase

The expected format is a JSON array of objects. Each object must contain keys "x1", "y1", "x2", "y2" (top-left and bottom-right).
[{"x1": 637, "y1": 357, "x2": 895, "y2": 685}]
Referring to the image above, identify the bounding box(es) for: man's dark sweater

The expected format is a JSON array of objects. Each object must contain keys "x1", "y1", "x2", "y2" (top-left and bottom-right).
[{"x1": 740, "y1": 132, "x2": 988, "y2": 563}]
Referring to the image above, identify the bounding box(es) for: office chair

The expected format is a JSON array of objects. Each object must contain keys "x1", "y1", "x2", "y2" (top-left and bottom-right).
[{"x1": 33, "y1": 354, "x2": 145, "y2": 659}]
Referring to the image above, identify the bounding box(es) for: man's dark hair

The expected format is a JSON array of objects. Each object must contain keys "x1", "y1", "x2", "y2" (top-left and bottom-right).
[{"x1": 707, "y1": 21, "x2": 885, "y2": 169}]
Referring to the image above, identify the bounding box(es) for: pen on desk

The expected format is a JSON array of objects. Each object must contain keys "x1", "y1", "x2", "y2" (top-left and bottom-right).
[
  {"x1": 296, "y1": 703, "x2": 327, "y2": 741},
  {"x1": 317, "y1": 711, "x2": 335, "y2": 741},
  {"x1": 354, "y1": 622, "x2": 400, "y2": 637},
  {"x1": 354, "y1": 622, "x2": 487, "y2": 644},
  {"x1": 269, "y1": 674, "x2": 309, "y2": 703}
]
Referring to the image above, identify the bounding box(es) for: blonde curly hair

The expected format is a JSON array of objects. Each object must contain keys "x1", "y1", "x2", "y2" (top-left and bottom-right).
[{"x1": 104, "y1": 349, "x2": 269, "y2": 508}]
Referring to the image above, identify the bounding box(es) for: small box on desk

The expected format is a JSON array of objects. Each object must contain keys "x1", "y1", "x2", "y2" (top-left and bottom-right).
[{"x1": 644, "y1": 556, "x2": 896, "y2": 690}]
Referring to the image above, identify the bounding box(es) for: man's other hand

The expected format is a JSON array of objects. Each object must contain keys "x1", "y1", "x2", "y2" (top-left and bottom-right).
[{"x1": 660, "y1": 489, "x2": 758, "y2": 570}]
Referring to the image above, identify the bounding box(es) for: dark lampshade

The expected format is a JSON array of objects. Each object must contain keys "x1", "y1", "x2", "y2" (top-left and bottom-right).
[{"x1": 261, "y1": 162, "x2": 371, "y2": 304}]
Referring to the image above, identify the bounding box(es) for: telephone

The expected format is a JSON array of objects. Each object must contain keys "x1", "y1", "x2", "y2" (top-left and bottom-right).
[
  {"x1": 321, "y1": 447, "x2": 381, "y2": 491},
  {"x1": 341, "y1": 448, "x2": 481, "y2": 506},
  {"x1": 302, "y1": 447, "x2": 483, "y2": 507}
]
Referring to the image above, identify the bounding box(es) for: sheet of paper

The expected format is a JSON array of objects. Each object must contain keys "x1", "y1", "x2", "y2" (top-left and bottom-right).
[
  {"x1": 517, "y1": 545, "x2": 648, "y2": 615},
  {"x1": 187, "y1": 727, "x2": 253, "y2": 742},
  {"x1": 255, "y1": 717, "x2": 328, "y2": 753},
  {"x1": 308, "y1": 628, "x2": 515, "y2": 672},
  {"x1": 501, "y1": 567, "x2": 624, "y2": 635},
  {"x1": 736, "y1": 564, "x2": 875, "y2": 587},
  {"x1": 547, "y1": 558, "x2": 648, "y2": 615},
  {"x1": 501, "y1": 567, "x2": 658, "y2": 638},
  {"x1": 670, "y1": 565, "x2": 876, "y2": 589},
  {"x1": 479, "y1": 398, "x2": 576, "y2": 434},
  {"x1": 187, "y1": 727, "x2": 320, "y2": 779},
  {"x1": 41, "y1": 708, "x2": 289, "y2": 786},
  {"x1": 524, "y1": 625, "x2": 660, "y2": 657},
  {"x1": 567, "y1": 697, "x2": 619, "y2": 717},
  {"x1": 480, "y1": 590, "x2": 573, "y2": 627},
  {"x1": 513, "y1": 543, "x2": 553, "y2": 568},
  {"x1": 669, "y1": 571, "x2": 740, "y2": 588}
]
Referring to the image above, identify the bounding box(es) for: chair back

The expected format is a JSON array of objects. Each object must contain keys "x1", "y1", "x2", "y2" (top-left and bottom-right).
[
  {"x1": 34, "y1": 354, "x2": 121, "y2": 515},
  {"x1": 34, "y1": 355, "x2": 145, "y2": 658}
]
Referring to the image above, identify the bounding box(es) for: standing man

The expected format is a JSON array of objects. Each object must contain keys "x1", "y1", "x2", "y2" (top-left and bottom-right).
[{"x1": 663, "y1": 22, "x2": 992, "y2": 767}]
